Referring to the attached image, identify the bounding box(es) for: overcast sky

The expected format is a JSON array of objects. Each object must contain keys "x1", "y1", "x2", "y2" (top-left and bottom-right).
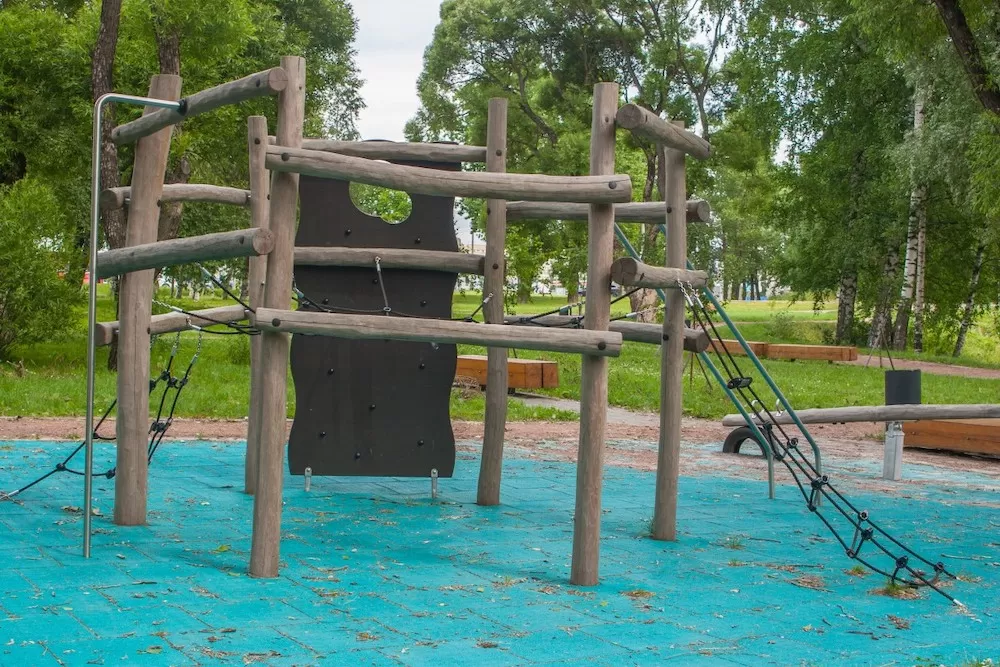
[
  {"x1": 348, "y1": 0, "x2": 480, "y2": 245},
  {"x1": 349, "y1": 0, "x2": 445, "y2": 141}
]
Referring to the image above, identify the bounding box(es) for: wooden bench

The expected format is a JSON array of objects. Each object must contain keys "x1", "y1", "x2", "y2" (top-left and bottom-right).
[
  {"x1": 765, "y1": 343, "x2": 858, "y2": 362},
  {"x1": 718, "y1": 340, "x2": 770, "y2": 356},
  {"x1": 455, "y1": 355, "x2": 559, "y2": 391},
  {"x1": 904, "y1": 419, "x2": 1000, "y2": 457},
  {"x1": 716, "y1": 340, "x2": 857, "y2": 362}
]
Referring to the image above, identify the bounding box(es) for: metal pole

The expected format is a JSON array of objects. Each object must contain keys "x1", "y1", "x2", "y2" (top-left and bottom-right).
[
  {"x1": 86, "y1": 93, "x2": 183, "y2": 558},
  {"x1": 612, "y1": 224, "x2": 775, "y2": 498}
]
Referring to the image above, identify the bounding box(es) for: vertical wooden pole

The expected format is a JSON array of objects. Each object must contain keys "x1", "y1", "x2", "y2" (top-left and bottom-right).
[
  {"x1": 570, "y1": 82, "x2": 618, "y2": 586},
  {"x1": 477, "y1": 97, "x2": 508, "y2": 506},
  {"x1": 652, "y1": 122, "x2": 687, "y2": 541},
  {"x1": 114, "y1": 74, "x2": 181, "y2": 526},
  {"x1": 245, "y1": 115, "x2": 270, "y2": 495},
  {"x1": 249, "y1": 56, "x2": 305, "y2": 578}
]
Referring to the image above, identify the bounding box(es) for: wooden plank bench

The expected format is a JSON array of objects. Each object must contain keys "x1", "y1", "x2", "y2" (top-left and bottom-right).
[
  {"x1": 903, "y1": 419, "x2": 1000, "y2": 457},
  {"x1": 718, "y1": 340, "x2": 770, "y2": 357},
  {"x1": 456, "y1": 354, "x2": 559, "y2": 391},
  {"x1": 765, "y1": 343, "x2": 858, "y2": 362}
]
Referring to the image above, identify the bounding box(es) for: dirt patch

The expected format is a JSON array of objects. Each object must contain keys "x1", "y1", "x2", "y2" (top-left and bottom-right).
[
  {"x1": 839, "y1": 356, "x2": 1000, "y2": 380},
  {"x1": 2, "y1": 415, "x2": 998, "y2": 487}
]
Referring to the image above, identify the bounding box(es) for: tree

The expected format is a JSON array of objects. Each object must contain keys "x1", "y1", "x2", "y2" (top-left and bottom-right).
[{"x1": 0, "y1": 179, "x2": 81, "y2": 359}]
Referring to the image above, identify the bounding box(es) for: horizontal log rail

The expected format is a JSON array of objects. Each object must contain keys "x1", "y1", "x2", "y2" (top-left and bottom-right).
[
  {"x1": 253, "y1": 308, "x2": 623, "y2": 357},
  {"x1": 288, "y1": 138, "x2": 487, "y2": 163},
  {"x1": 295, "y1": 247, "x2": 486, "y2": 275},
  {"x1": 266, "y1": 146, "x2": 633, "y2": 204},
  {"x1": 96, "y1": 228, "x2": 274, "y2": 279},
  {"x1": 112, "y1": 67, "x2": 288, "y2": 145},
  {"x1": 95, "y1": 304, "x2": 248, "y2": 346},
  {"x1": 504, "y1": 315, "x2": 709, "y2": 353},
  {"x1": 616, "y1": 104, "x2": 712, "y2": 160},
  {"x1": 722, "y1": 403, "x2": 1000, "y2": 427},
  {"x1": 100, "y1": 184, "x2": 251, "y2": 211},
  {"x1": 507, "y1": 199, "x2": 711, "y2": 224},
  {"x1": 610, "y1": 257, "x2": 708, "y2": 289}
]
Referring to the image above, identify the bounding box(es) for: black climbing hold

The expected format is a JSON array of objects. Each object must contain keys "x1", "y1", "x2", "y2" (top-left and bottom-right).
[
  {"x1": 354, "y1": 452, "x2": 361, "y2": 460},
  {"x1": 345, "y1": 229, "x2": 352, "y2": 236},
  {"x1": 271, "y1": 318, "x2": 281, "y2": 328},
  {"x1": 415, "y1": 237, "x2": 422, "y2": 244},
  {"x1": 372, "y1": 278, "x2": 379, "y2": 285},
  {"x1": 598, "y1": 341, "x2": 607, "y2": 350},
  {"x1": 609, "y1": 181, "x2": 617, "y2": 189},
  {"x1": 327, "y1": 368, "x2": 335, "y2": 375},
  {"x1": 417, "y1": 440, "x2": 424, "y2": 447},
  {"x1": 281, "y1": 152, "x2": 290, "y2": 161},
  {"x1": 492, "y1": 263, "x2": 499, "y2": 270},
  {"x1": 319, "y1": 431, "x2": 326, "y2": 438},
  {"x1": 420, "y1": 300, "x2": 427, "y2": 307},
  {"x1": 254, "y1": 138, "x2": 261, "y2": 145},
  {"x1": 419, "y1": 363, "x2": 426, "y2": 370},
  {"x1": 322, "y1": 298, "x2": 329, "y2": 305},
  {"x1": 369, "y1": 404, "x2": 376, "y2": 411}
]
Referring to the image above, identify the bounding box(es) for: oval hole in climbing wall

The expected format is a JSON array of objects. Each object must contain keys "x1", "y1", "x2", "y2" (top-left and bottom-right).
[{"x1": 348, "y1": 182, "x2": 412, "y2": 224}]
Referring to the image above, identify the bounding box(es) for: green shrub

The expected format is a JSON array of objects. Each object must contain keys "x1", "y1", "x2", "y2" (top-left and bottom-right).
[
  {"x1": 225, "y1": 334, "x2": 251, "y2": 365},
  {"x1": 766, "y1": 310, "x2": 796, "y2": 340},
  {"x1": 0, "y1": 179, "x2": 81, "y2": 359}
]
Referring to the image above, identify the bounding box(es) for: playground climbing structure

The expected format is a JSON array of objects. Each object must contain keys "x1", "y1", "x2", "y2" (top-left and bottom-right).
[{"x1": 0, "y1": 54, "x2": 965, "y2": 603}]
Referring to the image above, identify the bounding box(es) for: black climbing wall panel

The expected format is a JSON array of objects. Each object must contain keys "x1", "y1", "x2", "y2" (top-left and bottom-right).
[{"x1": 288, "y1": 161, "x2": 459, "y2": 478}]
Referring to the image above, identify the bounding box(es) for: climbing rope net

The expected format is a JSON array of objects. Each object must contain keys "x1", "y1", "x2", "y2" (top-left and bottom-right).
[{"x1": 674, "y1": 280, "x2": 961, "y2": 606}]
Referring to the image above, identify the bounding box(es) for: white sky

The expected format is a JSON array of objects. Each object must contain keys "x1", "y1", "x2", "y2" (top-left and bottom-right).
[
  {"x1": 350, "y1": 0, "x2": 445, "y2": 142},
  {"x1": 348, "y1": 0, "x2": 479, "y2": 246}
]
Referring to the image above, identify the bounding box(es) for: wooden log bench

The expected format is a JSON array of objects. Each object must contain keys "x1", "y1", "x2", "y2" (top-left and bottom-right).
[
  {"x1": 718, "y1": 339, "x2": 770, "y2": 357},
  {"x1": 765, "y1": 343, "x2": 858, "y2": 362},
  {"x1": 456, "y1": 354, "x2": 558, "y2": 391},
  {"x1": 903, "y1": 419, "x2": 1000, "y2": 457}
]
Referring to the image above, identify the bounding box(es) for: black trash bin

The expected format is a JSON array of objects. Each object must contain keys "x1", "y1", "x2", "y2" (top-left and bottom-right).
[{"x1": 885, "y1": 369, "x2": 921, "y2": 406}]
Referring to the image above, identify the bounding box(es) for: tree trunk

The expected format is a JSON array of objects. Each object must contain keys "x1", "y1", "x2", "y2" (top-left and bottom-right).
[
  {"x1": 913, "y1": 209, "x2": 927, "y2": 352},
  {"x1": 91, "y1": 0, "x2": 124, "y2": 370},
  {"x1": 835, "y1": 269, "x2": 858, "y2": 344},
  {"x1": 931, "y1": 0, "x2": 1000, "y2": 117},
  {"x1": 893, "y1": 87, "x2": 927, "y2": 349},
  {"x1": 627, "y1": 148, "x2": 660, "y2": 322},
  {"x1": 868, "y1": 245, "x2": 901, "y2": 349},
  {"x1": 953, "y1": 241, "x2": 986, "y2": 357}
]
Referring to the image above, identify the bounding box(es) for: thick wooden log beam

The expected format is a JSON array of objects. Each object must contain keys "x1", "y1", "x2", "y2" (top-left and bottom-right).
[
  {"x1": 507, "y1": 199, "x2": 711, "y2": 223},
  {"x1": 611, "y1": 257, "x2": 708, "y2": 289},
  {"x1": 294, "y1": 247, "x2": 486, "y2": 275},
  {"x1": 252, "y1": 308, "x2": 622, "y2": 357},
  {"x1": 478, "y1": 97, "x2": 509, "y2": 507},
  {"x1": 96, "y1": 228, "x2": 274, "y2": 279},
  {"x1": 251, "y1": 56, "x2": 304, "y2": 579},
  {"x1": 95, "y1": 304, "x2": 248, "y2": 346},
  {"x1": 503, "y1": 316, "x2": 709, "y2": 353},
  {"x1": 722, "y1": 404, "x2": 1000, "y2": 427},
  {"x1": 296, "y1": 138, "x2": 487, "y2": 163},
  {"x1": 571, "y1": 82, "x2": 619, "y2": 587},
  {"x1": 616, "y1": 104, "x2": 712, "y2": 160},
  {"x1": 100, "y1": 184, "x2": 251, "y2": 210},
  {"x1": 245, "y1": 115, "x2": 270, "y2": 496},
  {"x1": 652, "y1": 126, "x2": 688, "y2": 543},
  {"x1": 266, "y1": 145, "x2": 632, "y2": 204},
  {"x1": 115, "y1": 73, "x2": 181, "y2": 527},
  {"x1": 113, "y1": 67, "x2": 287, "y2": 145}
]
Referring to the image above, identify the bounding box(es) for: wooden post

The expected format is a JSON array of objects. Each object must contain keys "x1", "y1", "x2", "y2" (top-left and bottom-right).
[
  {"x1": 477, "y1": 97, "x2": 508, "y2": 506},
  {"x1": 114, "y1": 74, "x2": 181, "y2": 526},
  {"x1": 249, "y1": 57, "x2": 305, "y2": 578},
  {"x1": 570, "y1": 82, "x2": 618, "y2": 586},
  {"x1": 652, "y1": 124, "x2": 687, "y2": 541},
  {"x1": 245, "y1": 115, "x2": 270, "y2": 495}
]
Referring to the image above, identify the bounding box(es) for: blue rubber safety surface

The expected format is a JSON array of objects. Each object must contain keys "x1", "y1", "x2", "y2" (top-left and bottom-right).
[{"x1": 0, "y1": 438, "x2": 997, "y2": 666}]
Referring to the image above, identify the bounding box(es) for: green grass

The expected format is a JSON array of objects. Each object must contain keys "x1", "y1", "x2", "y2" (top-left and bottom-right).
[{"x1": 2, "y1": 289, "x2": 997, "y2": 422}]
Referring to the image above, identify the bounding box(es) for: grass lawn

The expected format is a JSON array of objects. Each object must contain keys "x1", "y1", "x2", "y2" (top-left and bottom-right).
[{"x1": 1, "y1": 289, "x2": 997, "y2": 423}]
